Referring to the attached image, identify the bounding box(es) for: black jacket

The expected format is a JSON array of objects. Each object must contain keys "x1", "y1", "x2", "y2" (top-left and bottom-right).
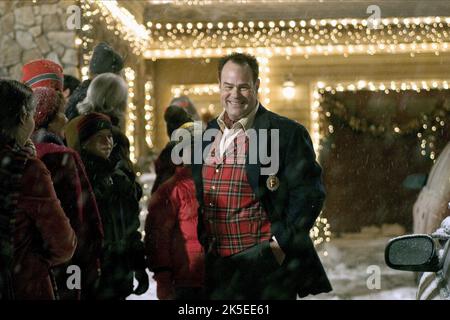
[
  {"x1": 191, "y1": 105, "x2": 332, "y2": 297},
  {"x1": 81, "y1": 151, "x2": 145, "y2": 299}
]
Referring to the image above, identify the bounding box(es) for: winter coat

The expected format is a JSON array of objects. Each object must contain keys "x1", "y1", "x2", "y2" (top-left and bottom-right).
[
  {"x1": 0, "y1": 141, "x2": 77, "y2": 300},
  {"x1": 66, "y1": 115, "x2": 139, "y2": 189},
  {"x1": 65, "y1": 79, "x2": 91, "y2": 121},
  {"x1": 145, "y1": 166, "x2": 205, "y2": 292},
  {"x1": 80, "y1": 151, "x2": 145, "y2": 299},
  {"x1": 32, "y1": 129, "x2": 103, "y2": 299},
  {"x1": 413, "y1": 142, "x2": 450, "y2": 234},
  {"x1": 192, "y1": 105, "x2": 332, "y2": 298}
]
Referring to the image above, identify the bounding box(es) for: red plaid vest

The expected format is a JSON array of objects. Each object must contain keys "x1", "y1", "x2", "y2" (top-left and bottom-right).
[{"x1": 202, "y1": 128, "x2": 271, "y2": 257}]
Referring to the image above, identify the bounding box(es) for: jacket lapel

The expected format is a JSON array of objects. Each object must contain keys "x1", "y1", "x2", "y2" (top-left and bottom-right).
[
  {"x1": 192, "y1": 119, "x2": 220, "y2": 206},
  {"x1": 245, "y1": 105, "x2": 271, "y2": 198}
]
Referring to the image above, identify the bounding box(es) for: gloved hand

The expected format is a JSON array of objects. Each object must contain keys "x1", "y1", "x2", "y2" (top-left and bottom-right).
[
  {"x1": 133, "y1": 269, "x2": 149, "y2": 295},
  {"x1": 154, "y1": 271, "x2": 175, "y2": 300}
]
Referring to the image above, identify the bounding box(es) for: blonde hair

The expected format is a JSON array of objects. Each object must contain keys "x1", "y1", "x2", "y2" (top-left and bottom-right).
[{"x1": 76, "y1": 73, "x2": 128, "y2": 121}]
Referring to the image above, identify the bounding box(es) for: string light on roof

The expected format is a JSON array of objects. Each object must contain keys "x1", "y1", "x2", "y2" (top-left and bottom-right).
[
  {"x1": 145, "y1": 16, "x2": 450, "y2": 59},
  {"x1": 81, "y1": 0, "x2": 150, "y2": 55}
]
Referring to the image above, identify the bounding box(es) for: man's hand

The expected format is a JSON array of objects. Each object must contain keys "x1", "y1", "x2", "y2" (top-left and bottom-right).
[
  {"x1": 269, "y1": 237, "x2": 286, "y2": 266},
  {"x1": 133, "y1": 269, "x2": 149, "y2": 295}
]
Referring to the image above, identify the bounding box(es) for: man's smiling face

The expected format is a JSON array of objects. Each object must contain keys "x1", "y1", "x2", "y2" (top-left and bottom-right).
[{"x1": 220, "y1": 61, "x2": 260, "y2": 121}]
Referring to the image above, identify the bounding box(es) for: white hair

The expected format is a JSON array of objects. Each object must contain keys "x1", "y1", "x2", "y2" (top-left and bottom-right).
[{"x1": 76, "y1": 73, "x2": 128, "y2": 120}]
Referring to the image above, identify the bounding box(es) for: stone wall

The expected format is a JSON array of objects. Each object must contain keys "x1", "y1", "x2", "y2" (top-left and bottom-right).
[{"x1": 0, "y1": 0, "x2": 78, "y2": 80}]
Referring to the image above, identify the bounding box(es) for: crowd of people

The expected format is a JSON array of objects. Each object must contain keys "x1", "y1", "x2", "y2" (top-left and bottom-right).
[
  {"x1": 1, "y1": 42, "x2": 333, "y2": 300},
  {"x1": 0, "y1": 43, "x2": 148, "y2": 300}
]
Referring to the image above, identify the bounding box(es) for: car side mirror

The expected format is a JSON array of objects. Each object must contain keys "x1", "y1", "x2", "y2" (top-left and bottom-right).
[{"x1": 385, "y1": 235, "x2": 441, "y2": 272}]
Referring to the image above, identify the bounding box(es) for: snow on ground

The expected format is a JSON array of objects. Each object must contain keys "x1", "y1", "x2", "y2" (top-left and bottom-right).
[
  {"x1": 127, "y1": 269, "x2": 157, "y2": 300},
  {"x1": 303, "y1": 224, "x2": 417, "y2": 300},
  {"x1": 127, "y1": 224, "x2": 418, "y2": 300}
]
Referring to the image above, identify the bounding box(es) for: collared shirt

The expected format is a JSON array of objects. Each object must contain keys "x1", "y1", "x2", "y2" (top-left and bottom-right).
[
  {"x1": 216, "y1": 102, "x2": 260, "y2": 157},
  {"x1": 202, "y1": 125, "x2": 271, "y2": 257}
]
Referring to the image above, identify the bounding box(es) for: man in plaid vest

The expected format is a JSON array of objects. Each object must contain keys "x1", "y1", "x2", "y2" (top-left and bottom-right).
[{"x1": 191, "y1": 52, "x2": 332, "y2": 299}]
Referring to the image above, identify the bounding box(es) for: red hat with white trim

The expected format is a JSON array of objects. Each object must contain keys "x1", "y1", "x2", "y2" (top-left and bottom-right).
[{"x1": 21, "y1": 59, "x2": 63, "y2": 91}]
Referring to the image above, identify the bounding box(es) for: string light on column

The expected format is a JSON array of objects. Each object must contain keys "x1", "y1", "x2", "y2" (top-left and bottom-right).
[
  {"x1": 311, "y1": 82, "x2": 324, "y2": 155},
  {"x1": 125, "y1": 67, "x2": 137, "y2": 163},
  {"x1": 79, "y1": 0, "x2": 96, "y2": 81},
  {"x1": 144, "y1": 81, "x2": 154, "y2": 148}
]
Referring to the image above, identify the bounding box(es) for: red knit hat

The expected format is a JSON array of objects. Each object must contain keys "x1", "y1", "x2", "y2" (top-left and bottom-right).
[
  {"x1": 77, "y1": 112, "x2": 113, "y2": 145},
  {"x1": 21, "y1": 59, "x2": 64, "y2": 91},
  {"x1": 33, "y1": 87, "x2": 63, "y2": 129}
]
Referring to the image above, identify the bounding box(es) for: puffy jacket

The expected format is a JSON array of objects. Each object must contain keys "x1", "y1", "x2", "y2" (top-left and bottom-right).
[
  {"x1": 32, "y1": 129, "x2": 103, "y2": 299},
  {"x1": 145, "y1": 166, "x2": 205, "y2": 292},
  {"x1": 12, "y1": 154, "x2": 76, "y2": 299}
]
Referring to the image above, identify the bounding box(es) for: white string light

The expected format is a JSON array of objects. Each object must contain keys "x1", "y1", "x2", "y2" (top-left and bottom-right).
[
  {"x1": 171, "y1": 84, "x2": 220, "y2": 96},
  {"x1": 144, "y1": 81, "x2": 155, "y2": 148},
  {"x1": 95, "y1": 0, "x2": 149, "y2": 55},
  {"x1": 144, "y1": 16, "x2": 450, "y2": 59},
  {"x1": 125, "y1": 67, "x2": 137, "y2": 163}
]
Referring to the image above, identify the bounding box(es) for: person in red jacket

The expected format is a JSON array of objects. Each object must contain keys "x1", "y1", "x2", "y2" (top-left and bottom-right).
[
  {"x1": 0, "y1": 79, "x2": 76, "y2": 300},
  {"x1": 30, "y1": 86, "x2": 104, "y2": 300},
  {"x1": 151, "y1": 104, "x2": 194, "y2": 194},
  {"x1": 145, "y1": 123, "x2": 205, "y2": 300}
]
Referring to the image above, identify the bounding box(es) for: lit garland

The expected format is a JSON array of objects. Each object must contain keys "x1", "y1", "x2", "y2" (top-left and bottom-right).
[
  {"x1": 311, "y1": 80, "x2": 450, "y2": 160},
  {"x1": 144, "y1": 16, "x2": 450, "y2": 59},
  {"x1": 125, "y1": 67, "x2": 137, "y2": 163},
  {"x1": 144, "y1": 81, "x2": 155, "y2": 148}
]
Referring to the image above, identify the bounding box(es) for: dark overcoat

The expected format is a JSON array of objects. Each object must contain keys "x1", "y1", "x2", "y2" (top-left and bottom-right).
[{"x1": 192, "y1": 105, "x2": 332, "y2": 297}]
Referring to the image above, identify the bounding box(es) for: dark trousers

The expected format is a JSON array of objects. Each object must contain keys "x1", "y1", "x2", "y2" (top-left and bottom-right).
[{"x1": 205, "y1": 241, "x2": 297, "y2": 300}]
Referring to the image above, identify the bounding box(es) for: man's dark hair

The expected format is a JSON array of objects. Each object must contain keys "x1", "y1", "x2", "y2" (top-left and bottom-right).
[
  {"x1": 63, "y1": 74, "x2": 81, "y2": 95},
  {"x1": 218, "y1": 52, "x2": 259, "y2": 83}
]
